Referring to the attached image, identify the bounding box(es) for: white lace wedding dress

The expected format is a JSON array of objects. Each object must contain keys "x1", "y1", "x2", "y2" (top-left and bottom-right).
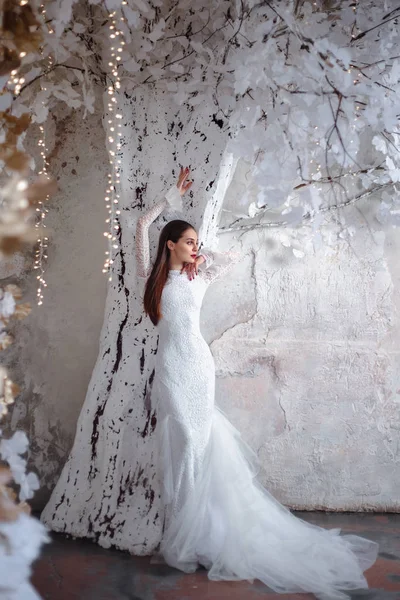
[{"x1": 135, "y1": 186, "x2": 378, "y2": 600}]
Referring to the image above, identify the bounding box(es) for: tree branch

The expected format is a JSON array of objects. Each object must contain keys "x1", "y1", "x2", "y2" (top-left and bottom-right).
[
  {"x1": 218, "y1": 183, "x2": 394, "y2": 235},
  {"x1": 351, "y1": 13, "x2": 400, "y2": 42}
]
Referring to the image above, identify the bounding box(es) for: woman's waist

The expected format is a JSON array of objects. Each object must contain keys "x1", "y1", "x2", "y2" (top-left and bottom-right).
[
  {"x1": 156, "y1": 330, "x2": 211, "y2": 359},
  {"x1": 158, "y1": 318, "x2": 202, "y2": 337}
]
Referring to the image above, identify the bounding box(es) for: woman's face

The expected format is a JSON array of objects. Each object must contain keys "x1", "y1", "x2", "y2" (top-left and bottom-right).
[{"x1": 168, "y1": 228, "x2": 199, "y2": 264}]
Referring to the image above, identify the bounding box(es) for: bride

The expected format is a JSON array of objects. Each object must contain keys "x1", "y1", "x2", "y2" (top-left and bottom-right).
[{"x1": 135, "y1": 166, "x2": 378, "y2": 599}]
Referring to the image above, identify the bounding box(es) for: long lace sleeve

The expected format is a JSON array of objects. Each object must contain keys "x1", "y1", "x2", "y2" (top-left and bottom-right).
[
  {"x1": 198, "y1": 247, "x2": 241, "y2": 285},
  {"x1": 135, "y1": 186, "x2": 182, "y2": 279}
]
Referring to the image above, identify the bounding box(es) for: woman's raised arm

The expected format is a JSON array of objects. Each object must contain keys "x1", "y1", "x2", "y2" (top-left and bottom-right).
[
  {"x1": 135, "y1": 168, "x2": 192, "y2": 279},
  {"x1": 135, "y1": 186, "x2": 182, "y2": 279}
]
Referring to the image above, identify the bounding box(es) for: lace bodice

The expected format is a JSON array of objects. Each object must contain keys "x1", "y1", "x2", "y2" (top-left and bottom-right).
[{"x1": 134, "y1": 185, "x2": 241, "y2": 286}]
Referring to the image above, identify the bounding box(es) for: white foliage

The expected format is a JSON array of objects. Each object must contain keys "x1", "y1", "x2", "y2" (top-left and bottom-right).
[
  {"x1": 0, "y1": 432, "x2": 40, "y2": 501},
  {"x1": 0, "y1": 514, "x2": 49, "y2": 598},
  {"x1": 123, "y1": 57, "x2": 141, "y2": 73},
  {"x1": 0, "y1": 176, "x2": 50, "y2": 599},
  {"x1": 292, "y1": 248, "x2": 305, "y2": 259},
  {"x1": 0, "y1": 291, "x2": 16, "y2": 319},
  {"x1": 15, "y1": 0, "x2": 400, "y2": 233},
  {"x1": 0, "y1": 93, "x2": 13, "y2": 112},
  {"x1": 122, "y1": 6, "x2": 141, "y2": 27}
]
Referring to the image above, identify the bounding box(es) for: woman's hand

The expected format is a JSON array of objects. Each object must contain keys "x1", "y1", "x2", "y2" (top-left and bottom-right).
[
  {"x1": 177, "y1": 166, "x2": 193, "y2": 197},
  {"x1": 181, "y1": 255, "x2": 205, "y2": 280}
]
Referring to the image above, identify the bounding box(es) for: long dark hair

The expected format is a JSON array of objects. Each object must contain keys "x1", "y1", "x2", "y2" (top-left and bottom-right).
[{"x1": 144, "y1": 219, "x2": 195, "y2": 326}]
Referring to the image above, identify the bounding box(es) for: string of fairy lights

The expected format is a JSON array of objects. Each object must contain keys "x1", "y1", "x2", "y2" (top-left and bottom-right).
[
  {"x1": 9, "y1": 1, "x2": 126, "y2": 298},
  {"x1": 102, "y1": 6, "x2": 126, "y2": 281},
  {"x1": 34, "y1": 119, "x2": 50, "y2": 306},
  {"x1": 31, "y1": 4, "x2": 54, "y2": 306},
  {"x1": 6, "y1": 2, "x2": 28, "y2": 106},
  {"x1": 10, "y1": 2, "x2": 53, "y2": 305},
  {"x1": 5, "y1": 3, "x2": 51, "y2": 305},
  {"x1": 32, "y1": 4, "x2": 127, "y2": 295}
]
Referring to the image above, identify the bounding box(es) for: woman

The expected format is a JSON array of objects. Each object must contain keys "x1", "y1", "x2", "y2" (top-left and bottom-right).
[{"x1": 135, "y1": 167, "x2": 378, "y2": 600}]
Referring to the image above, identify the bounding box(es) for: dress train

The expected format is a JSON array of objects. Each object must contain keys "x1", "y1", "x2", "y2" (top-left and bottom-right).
[{"x1": 156, "y1": 406, "x2": 378, "y2": 600}]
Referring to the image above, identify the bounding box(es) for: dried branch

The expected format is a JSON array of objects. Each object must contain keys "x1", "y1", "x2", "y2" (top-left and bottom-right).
[{"x1": 218, "y1": 183, "x2": 393, "y2": 235}]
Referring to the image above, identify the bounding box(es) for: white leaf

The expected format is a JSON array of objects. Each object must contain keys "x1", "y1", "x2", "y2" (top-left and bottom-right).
[
  {"x1": 372, "y1": 135, "x2": 387, "y2": 154},
  {"x1": 170, "y1": 63, "x2": 185, "y2": 74},
  {"x1": 292, "y1": 248, "x2": 305, "y2": 258},
  {"x1": 32, "y1": 102, "x2": 49, "y2": 124},
  {"x1": 148, "y1": 18, "x2": 165, "y2": 42},
  {"x1": 133, "y1": 0, "x2": 151, "y2": 12},
  {"x1": 0, "y1": 291, "x2": 15, "y2": 318},
  {"x1": 123, "y1": 58, "x2": 141, "y2": 73},
  {"x1": 248, "y1": 202, "x2": 261, "y2": 218},
  {"x1": 83, "y1": 89, "x2": 95, "y2": 116},
  {"x1": 148, "y1": 66, "x2": 164, "y2": 77},
  {"x1": 386, "y1": 157, "x2": 395, "y2": 171},
  {"x1": 20, "y1": 471, "x2": 40, "y2": 501},
  {"x1": 73, "y1": 23, "x2": 85, "y2": 33},
  {"x1": 0, "y1": 93, "x2": 12, "y2": 111},
  {"x1": 0, "y1": 430, "x2": 29, "y2": 458},
  {"x1": 23, "y1": 67, "x2": 42, "y2": 85},
  {"x1": 190, "y1": 40, "x2": 206, "y2": 54},
  {"x1": 123, "y1": 6, "x2": 141, "y2": 27}
]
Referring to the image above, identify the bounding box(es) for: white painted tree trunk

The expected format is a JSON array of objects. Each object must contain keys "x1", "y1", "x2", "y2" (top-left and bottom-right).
[{"x1": 40, "y1": 87, "x2": 231, "y2": 554}]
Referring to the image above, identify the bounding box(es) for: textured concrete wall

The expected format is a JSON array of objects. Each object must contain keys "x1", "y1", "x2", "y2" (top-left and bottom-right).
[
  {"x1": 3, "y1": 101, "x2": 109, "y2": 508},
  {"x1": 202, "y1": 172, "x2": 400, "y2": 511},
  {"x1": 5, "y1": 95, "x2": 399, "y2": 512}
]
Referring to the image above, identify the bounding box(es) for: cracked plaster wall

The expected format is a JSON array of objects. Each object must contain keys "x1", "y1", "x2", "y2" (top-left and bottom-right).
[{"x1": 202, "y1": 175, "x2": 400, "y2": 510}]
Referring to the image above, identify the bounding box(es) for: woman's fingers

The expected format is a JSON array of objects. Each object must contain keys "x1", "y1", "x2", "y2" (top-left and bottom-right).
[
  {"x1": 179, "y1": 260, "x2": 198, "y2": 280},
  {"x1": 177, "y1": 167, "x2": 191, "y2": 195},
  {"x1": 179, "y1": 167, "x2": 190, "y2": 183},
  {"x1": 178, "y1": 172, "x2": 185, "y2": 188},
  {"x1": 187, "y1": 264, "x2": 195, "y2": 280}
]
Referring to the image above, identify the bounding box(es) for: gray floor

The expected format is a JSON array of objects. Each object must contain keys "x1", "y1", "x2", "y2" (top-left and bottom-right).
[{"x1": 32, "y1": 512, "x2": 400, "y2": 599}]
